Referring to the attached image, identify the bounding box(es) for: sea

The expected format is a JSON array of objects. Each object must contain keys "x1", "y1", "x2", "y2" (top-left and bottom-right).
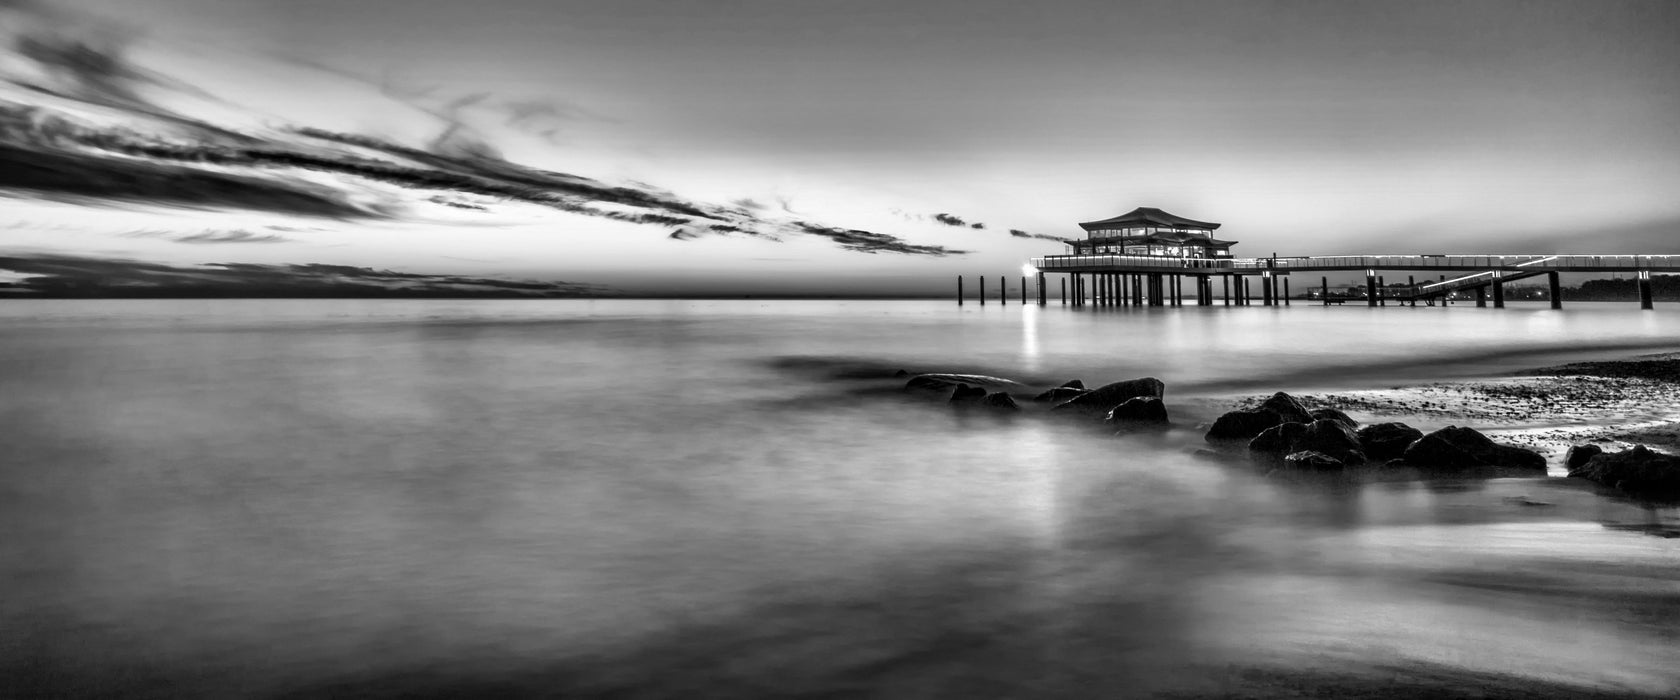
[{"x1": 2, "y1": 298, "x2": 1678, "y2": 698}]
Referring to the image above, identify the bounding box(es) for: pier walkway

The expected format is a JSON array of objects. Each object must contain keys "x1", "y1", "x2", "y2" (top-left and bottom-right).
[{"x1": 977, "y1": 253, "x2": 1680, "y2": 309}]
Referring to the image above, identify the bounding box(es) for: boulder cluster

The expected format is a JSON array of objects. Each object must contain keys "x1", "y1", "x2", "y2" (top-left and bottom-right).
[
  {"x1": 1205, "y1": 391, "x2": 1546, "y2": 472},
  {"x1": 902, "y1": 373, "x2": 1169, "y2": 430},
  {"x1": 1565, "y1": 444, "x2": 1680, "y2": 497}
]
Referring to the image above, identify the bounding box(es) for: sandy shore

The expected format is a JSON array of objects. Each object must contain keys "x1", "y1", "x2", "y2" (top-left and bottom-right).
[{"x1": 1272, "y1": 352, "x2": 1680, "y2": 465}]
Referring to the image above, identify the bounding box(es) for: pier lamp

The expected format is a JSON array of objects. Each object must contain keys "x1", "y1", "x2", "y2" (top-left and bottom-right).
[{"x1": 1021, "y1": 263, "x2": 1038, "y2": 276}]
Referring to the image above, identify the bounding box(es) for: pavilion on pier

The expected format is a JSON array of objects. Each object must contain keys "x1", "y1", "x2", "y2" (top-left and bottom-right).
[{"x1": 1069, "y1": 207, "x2": 1237, "y2": 258}]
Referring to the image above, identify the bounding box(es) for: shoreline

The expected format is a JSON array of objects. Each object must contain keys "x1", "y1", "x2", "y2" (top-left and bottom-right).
[{"x1": 1265, "y1": 352, "x2": 1680, "y2": 465}]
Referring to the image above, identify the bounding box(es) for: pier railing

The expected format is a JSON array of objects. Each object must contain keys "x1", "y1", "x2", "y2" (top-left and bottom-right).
[{"x1": 1029, "y1": 253, "x2": 1680, "y2": 273}]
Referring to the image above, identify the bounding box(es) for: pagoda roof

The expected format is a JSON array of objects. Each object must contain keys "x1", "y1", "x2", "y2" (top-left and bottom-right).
[
  {"x1": 1079, "y1": 207, "x2": 1221, "y2": 231},
  {"x1": 1087, "y1": 230, "x2": 1237, "y2": 247}
]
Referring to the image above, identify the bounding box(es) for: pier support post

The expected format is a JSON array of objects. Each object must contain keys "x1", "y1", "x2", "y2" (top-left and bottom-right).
[
  {"x1": 1475, "y1": 285, "x2": 1487, "y2": 307},
  {"x1": 1321, "y1": 276, "x2": 1329, "y2": 306},
  {"x1": 1263, "y1": 275, "x2": 1274, "y2": 306},
  {"x1": 1222, "y1": 275, "x2": 1230, "y2": 306},
  {"x1": 1492, "y1": 276, "x2": 1505, "y2": 308},
  {"x1": 957, "y1": 276, "x2": 964, "y2": 306},
  {"x1": 1060, "y1": 277, "x2": 1066, "y2": 305},
  {"x1": 1377, "y1": 276, "x2": 1386, "y2": 306},
  {"x1": 999, "y1": 275, "x2": 1006, "y2": 306},
  {"x1": 1365, "y1": 272, "x2": 1377, "y2": 307},
  {"x1": 1640, "y1": 271, "x2": 1654, "y2": 310},
  {"x1": 1407, "y1": 276, "x2": 1416, "y2": 307},
  {"x1": 1548, "y1": 272, "x2": 1561, "y2": 310},
  {"x1": 979, "y1": 276, "x2": 985, "y2": 306},
  {"x1": 1283, "y1": 278, "x2": 1291, "y2": 306},
  {"x1": 1037, "y1": 273, "x2": 1046, "y2": 306}
]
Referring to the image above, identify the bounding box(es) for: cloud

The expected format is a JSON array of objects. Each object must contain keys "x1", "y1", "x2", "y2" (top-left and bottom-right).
[
  {"x1": 0, "y1": 141, "x2": 383, "y2": 218},
  {"x1": 1010, "y1": 228, "x2": 1071, "y2": 243},
  {"x1": 0, "y1": 8, "x2": 968, "y2": 259},
  {"x1": 173, "y1": 229, "x2": 289, "y2": 244},
  {"x1": 0, "y1": 253, "x2": 611, "y2": 298},
  {"x1": 794, "y1": 222, "x2": 967, "y2": 256}
]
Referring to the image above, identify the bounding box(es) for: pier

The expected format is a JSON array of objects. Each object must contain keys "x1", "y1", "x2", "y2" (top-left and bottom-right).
[
  {"x1": 1015, "y1": 253, "x2": 1678, "y2": 310},
  {"x1": 963, "y1": 208, "x2": 1677, "y2": 310}
]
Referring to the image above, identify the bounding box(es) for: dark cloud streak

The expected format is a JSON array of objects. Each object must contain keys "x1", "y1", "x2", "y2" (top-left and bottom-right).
[{"x1": 0, "y1": 253, "x2": 611, "y2": 298}]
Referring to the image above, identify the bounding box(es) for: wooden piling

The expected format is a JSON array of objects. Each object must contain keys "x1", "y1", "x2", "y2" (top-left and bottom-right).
[
  {"x1": 1548, "y1": 272, "x2": 1561, "y2": 310},
  {"x1": 957, "y1": 275, "x2": 964, "y2": 305},
  {"x1": 1283, "y1": 278, "x2": 1290, "y2": 305},
  {"x1": 1408, "y1": 275, "x2": 1416, "y2": 306},
  {"x1": 1321, "y1": 276, "x2": 1329, "y2": 306},
  {"x1": 1060, "y1": 277, "x2": 1066, "y2": 305},
  {"x1": 1475, "y1": 285, "x2": 1487, "y2": 307},
  {"x1": 1000, "y1": 275, "x2": 1006, "y2": 306},
  {"x1": 1492, "y1": 278, "x2": 1505, "y2": 308},
  {"x1": 1037, "y1": 272, "x2": 1047, "y2": 306},
  {"x1": 1640, "y1": 272, "x2": 1654, "y2": 310},
  {"x1": 1365, "y1": 273, "x2": 1377, "y2": 307}
]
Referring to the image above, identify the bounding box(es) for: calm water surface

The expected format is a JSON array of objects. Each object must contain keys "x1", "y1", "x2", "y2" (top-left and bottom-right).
[{"x1": 1, "y1": 299, "x2": 1677, "y2": 698}]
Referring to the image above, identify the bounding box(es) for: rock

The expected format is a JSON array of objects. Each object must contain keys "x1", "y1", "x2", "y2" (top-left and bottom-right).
[
  {"x1": 980, "y1": 392, "x2": 1021, "y2": 411},
  {"x1": 1571, "y1": 445, "x2": 1680, "y2": 495},
  {"x1": 1033, "y1": 386, "x2": 1089, "y2": 403},
  {"x1": 1564, "y1": 444, "x2": 1603, "y2": 472},
  {"x1": 905, "y1": 373, "x2": 1024, "y2": 393},
  {"x1": 1249, "y1": 422, "x2": 1308, "y2": 455},
  {"x1": 1107, "y1": 396, "x2": 1169, "y2": 424},
  {"x1": 1401, "y1": 432, "x2": 1482, "y2": 469},
  {"x1": 1283, "y1": 450, "x2": 1345, "y2": 470},
  {"x1": 1294, "y1": 419, "x2": 1366, "y2": 465},
  {"x1": 893, "y1": 369, "x2": 910, "y2": 378},
  {"x1": 1400, "y1": 426, "x2": 1546, "y2": 472},
  {"x1": 1059, "y1": 379, "x2": 1085, "y2": 390},
  {"x1": 1357, "y1": 422, "x2": 1424, "y2": 461},
  {"x1": 947, "y1": 383, "x2": 987, "y2": 404},
  {"x1": 1207, "y1": 409, "x2": 1285, "y2": 442},
  {"x1": 1052, "y1": 377, "x2": 1165, "y2": 415},
  {"x1": 1258, "y1": 392, "x2": 1314, "y2": 424},
  {"x1": 1310, "y1": 408, "x2": 1359, "y2": 432}
]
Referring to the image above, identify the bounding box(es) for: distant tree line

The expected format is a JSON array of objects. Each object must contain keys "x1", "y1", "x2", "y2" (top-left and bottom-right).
[{"x1": 1563, "y1": 274, "x2": 1680, "y2": 301}]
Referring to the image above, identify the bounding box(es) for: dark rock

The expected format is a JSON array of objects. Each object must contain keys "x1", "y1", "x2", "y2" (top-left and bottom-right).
[
  {"x1": 1358, "y1": 422, "x2": 1424, "y2": 461},
  {"x1": 1249, "y1": 422, "x2": 1308, "y2": 454},
  {"x1": 1400, "y1": 426, "x2": 1546, "y2": 472},
  {"x1": 906, "y1": 373, "x2": 1024, "y2": 393},
  {"x1": 1283, "y1": 450, "x2": 1345, "y2": 470},
  {"x1": 1106, "y1": 396, "x2": 1169, "y2": 424},
  {"x1": 1052, "y1": 377, "x2": 1165, "y2": 415},
  {"x1": 1059, "y1": 379, "x2": 1085, "y2": 390},
  {"x1": 1295, "y1": 419, "x2": 1366, "y2": 465},
  {"x1": 980, "y1": 392, "x2": 1021, "y2": 411},
  {"x1": 1258, "y1": 392, "x2": 1314, "y2": 424},
  {"x1": 1401, "y1": 432, "x2": 1482, "y2": 470},
  {"x1": 1310, "y1": 408, "x2": 1359, "y2": 432},
  {"x1": 1207, "y1": 409, "x2": 1284, "y2": 442},
  {"x1": 1564, "y1": 444, "x2": 1603, "y2": 472},
  {"x1": 1033, "y1": 386, "x2": 1090, "y2": 403},
  {"x1": 947, "y1": 383, "x2": 987, "y2": 404},
  {"x1": 1570, "y1": 445, "x2": 1680, "y2": 494}
]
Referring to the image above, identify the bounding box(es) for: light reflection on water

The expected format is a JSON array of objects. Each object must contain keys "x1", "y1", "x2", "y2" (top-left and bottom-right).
[{"x1": 0, "y1": 299, "x2": 1677, "y2": 698}]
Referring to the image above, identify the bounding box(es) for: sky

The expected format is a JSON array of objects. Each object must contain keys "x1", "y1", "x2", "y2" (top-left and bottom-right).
[{"x1": 2, "y1": 0, "x2": 1678, "y2": 296}]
